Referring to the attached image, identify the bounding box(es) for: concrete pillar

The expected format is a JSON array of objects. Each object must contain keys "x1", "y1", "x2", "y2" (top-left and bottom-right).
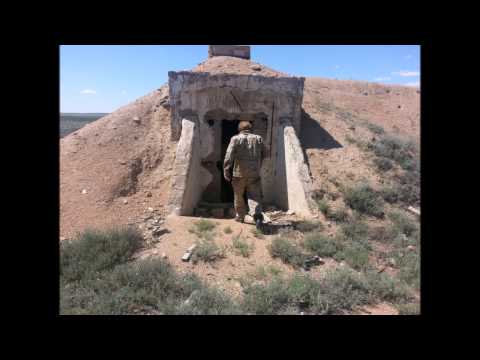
[{"x1": 282, "y1": 122, "x2": 316, "y2": 216}]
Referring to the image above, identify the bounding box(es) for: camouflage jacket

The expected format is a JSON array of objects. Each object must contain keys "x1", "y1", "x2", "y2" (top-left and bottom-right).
[{"x1": 224, "y1": 130, "x2": 267, "y2": 178}]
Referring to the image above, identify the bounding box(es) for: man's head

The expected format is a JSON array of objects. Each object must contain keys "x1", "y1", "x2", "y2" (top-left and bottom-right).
[{"x1": 238, "y1": 121, "x2": 252, "y2": 132}]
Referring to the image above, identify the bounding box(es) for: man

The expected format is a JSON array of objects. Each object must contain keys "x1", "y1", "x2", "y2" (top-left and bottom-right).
[{"x1": 224, "y1": 120, "x2": 266, "y2": 230}]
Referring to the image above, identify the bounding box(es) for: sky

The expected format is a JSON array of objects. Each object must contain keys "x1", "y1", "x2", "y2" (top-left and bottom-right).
[{"x1": 60, "y1": 45, "x2": 420, "y2": 113}]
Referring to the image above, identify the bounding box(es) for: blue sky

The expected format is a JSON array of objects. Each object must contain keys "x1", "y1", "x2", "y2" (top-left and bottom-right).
[{"x1": 61, "y1": 45, "x2": 420, "y2": 113}]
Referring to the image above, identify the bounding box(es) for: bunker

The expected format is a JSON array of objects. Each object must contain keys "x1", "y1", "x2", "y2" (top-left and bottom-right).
[{"x1": 167, "y1": 46, "x2": 316, "y2": 217}]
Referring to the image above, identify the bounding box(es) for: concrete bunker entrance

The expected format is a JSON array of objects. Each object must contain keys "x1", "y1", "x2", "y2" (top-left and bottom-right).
[{"x1": 200, "y1": 111, "x2": 269, "y2": 210}]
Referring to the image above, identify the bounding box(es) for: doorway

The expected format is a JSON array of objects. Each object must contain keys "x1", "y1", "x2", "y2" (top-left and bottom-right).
[{"x1": 220, "y1": 119, "x2": 239, "y2": 203}]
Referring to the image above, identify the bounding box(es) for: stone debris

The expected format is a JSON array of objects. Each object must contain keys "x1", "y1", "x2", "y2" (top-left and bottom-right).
[
  {"x1": 132, "y1": 116, "x2": 141, "y2": 124},
  {"x1": 286, "y1": 210, "x2": 295, "y2": 215},
  {"x1": 182, "y1": 244, "x2": 197, "y2": 262},
  {"x1": 123, "y1": 199, "x2": 128, "y2": 204},
  {"x1": 407, "y1": 245, "x2": 416, "y2": 251},
  {"x1": 161, "y1": 253, "x2": 167, "y2": 259},
  {"x1": 81, "y1": 189, "x2": 88, "y2": 194},
  {"x1": 303, "y1": 255, "x2": 324, "y2": 270}
]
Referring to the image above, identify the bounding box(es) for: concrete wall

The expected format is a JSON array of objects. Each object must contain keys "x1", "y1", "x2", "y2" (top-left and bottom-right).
[
  {"x1": 283, "y1": 123, "x2": 316, "y2": 216},
  {"x1": 168, "y1": 118, "x2": 212, "y2": 215},
  {"x1": 208, "y1": 45, "x2": 250, "y2": 59}
]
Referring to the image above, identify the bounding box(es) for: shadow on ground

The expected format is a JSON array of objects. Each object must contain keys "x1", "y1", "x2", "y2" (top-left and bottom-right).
[{"x1": 300, "y1": 109, "x2": 342, "y2": 150}]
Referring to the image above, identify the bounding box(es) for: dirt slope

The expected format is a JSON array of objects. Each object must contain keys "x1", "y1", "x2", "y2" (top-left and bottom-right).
[{"x1": 60, "y1": 56, "x2": 420, "y2": 238}]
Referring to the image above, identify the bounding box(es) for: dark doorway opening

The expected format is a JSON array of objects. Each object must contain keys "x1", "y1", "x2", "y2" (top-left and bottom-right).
[{"x1": 221, "y1": 119, "x2": 239, "y2": 203}]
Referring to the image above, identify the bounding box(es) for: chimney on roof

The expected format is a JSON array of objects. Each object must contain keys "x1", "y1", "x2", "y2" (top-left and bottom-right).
[{"x1": 208, "y1": 45, "x2": 250, "y2": 60}]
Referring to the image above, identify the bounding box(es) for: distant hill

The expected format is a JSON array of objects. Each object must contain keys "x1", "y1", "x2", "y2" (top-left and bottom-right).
[{"x1": 60, "y1": 113, "x2": 109, "y2": 137}]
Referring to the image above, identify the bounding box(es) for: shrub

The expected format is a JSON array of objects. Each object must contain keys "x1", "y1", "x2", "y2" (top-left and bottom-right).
[
  {"x1": 268, "y1": 237, "x2": 309, "y2": 268},
  {"x1": 223, "y1": 226, "x2": 233, "y2": 234},
  {"x1": 327, "y1": 208, "x2": 350, "y2": 222},
  {"x1": 316, "y1": 199, "x2": 331, "y2": 215},
  {"x1": 174, "y1": 287, "x2": 241, "y2": 315},
  {"x1": 368, "y1": 134, "x2": 416, "y2": 169},
  {"x1": 303, "y1": 232, "x2": 343, "y2": 257},
  {"x1": 373, "y1": 157, "x2": 394, "y2": 171},
  {"x1": 250, "y1": 228, "x2": 265, "y2": 239},
  {"x1": 365, "y1": 271, "x2": 413, "y2": 302},
  {"x1": 60, "y1": 227, "x2": 143, "y2": 283},
  {"x1": 366, "y1": 123, "x2": 385, "y2": 135},
  {"x1": 192, "y1": 239, "x2": 225, "y2": 263},
  {"x1": 344, "y1": 183, "x2": 384, "y2": 218},
  {"x1": 232, "y1": 236, "x2": 254, "y2": 258},
  {"x1": 380, "y1": 185, "x2": 400, "y2": 204},
  {"x1": 369, "y1": 225, "x2": 398, "y2": 243},
  {"x1": 242, "y1": 277, "x2": 291, "y2": 315},
  {"x1": 388, "y1": 210, "x2": 419, "y2": 237},
  {"x1": 189, "y1": 219, "x2": 216, "y2": 238},
  {"x1": 295, "y1": 220, "x2": 324, "y2": 233},
  {"x1": 335, "y1": 242, "x2": 371, "y2": 271},
  {"x1": 397, "y1": 302, "x2": 420, "y2": 315},
  {"x1": 312, "y1": 267, "x2": 371, "y2": 314},
  {"x1": 397, "y1": 250, "x2": 420, "y2": 289},
  {"x1": 286, "y1": 274, "x2": 322, "y2": 309},
  {"x1": 340, "y1": 219, "x2": 369, "y2": 241}
]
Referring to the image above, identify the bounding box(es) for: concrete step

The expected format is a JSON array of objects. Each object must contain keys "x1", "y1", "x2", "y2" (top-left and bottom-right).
[{"x1": 198, "y1": 201, "x2": 234, "y2": 209}]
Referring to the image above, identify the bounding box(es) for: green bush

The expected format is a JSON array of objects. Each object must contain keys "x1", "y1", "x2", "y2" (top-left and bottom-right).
[
  {"x1": 340, "y1": 219, "x2": 370, "y2": 241},
  {"x1": 60, "y1": 227, "x2": 143, "y2": 283},
  {"x1": 232, "y1": 236, "x2": 254, "y2": 258},
  {"x1": 242, "y1": 277, "x2": 291, "y2": 315},
  {"x1": 368, "y1": 134, "x2": 416, "y2": 170},
  {"x1": 366, "y1": 123, "x2": 385, "y2": 135},
  {"x1": 327, "y1": 208, "x2": 350, "y2": 222},
  {"x1": 335, "y1": 242, "x2": 371, "y2": 271},
  {"x1": 174, "y1": 287, "x2": 241, "y2": 315},
  {"x1": 192, "y1": 239, "x2": 225, "y2": 263},
  {"x1": 344, "y1": 183, "x2": 384, "y2": 218},
  {"x1": 388, "y1": 210, "x2": 419, "y2": 237},
  {"x1": 250, "y1": 228, "x2": 265, "y2": 239},
  {"x1": 268, "y1": 237, "x2": 309, "y2": 268},
  {"x1": 312, "y1": 267, "x2": 371, "y2": 314},
  {"x1": 223, "y1": 226, "x2": 233, "y2": 234},
  {"x1": 303, "y1": 232, "x2": 343, "y2": 257},
  {"x1": 295, "y1": 220, "x2": 324, "y2": 233},
  {"x1": 316, "y1": 199, "x2": 331, "y2": 215},
  {"x1": 189, "y1": 219, "x2": 217, "y2": 239},
  {"x1": 397, "y1": 251, "x2": 420, "y2": 289},
  {"x1": 397, "y1": 302, "x2": 420, "y2": 315},
  {"x1": 365, "y1": 271, "x2": 413, "y2": 302},
  {"x1": 380, "y1": 185, "x2": 400, "y2": 204},
  {"x1": 373, "y1": 157, "x2": 394, "y2": 171}
]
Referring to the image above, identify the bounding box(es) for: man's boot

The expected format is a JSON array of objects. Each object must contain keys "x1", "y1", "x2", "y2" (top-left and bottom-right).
[{"x1": 254, "y1": 213, "x2": 264, "y2": 232}]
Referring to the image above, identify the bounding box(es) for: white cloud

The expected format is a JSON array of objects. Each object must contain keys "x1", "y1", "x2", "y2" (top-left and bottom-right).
[
  {"x1": 80, "y1": 89, "x2": 97, "y2": 94},
  {"x1": 374, "y1": 77, "x2": 391, "y2": 81},
  {"x1": 392, "y1": 70, "x2": 420, "y2": 77},
  {"x1": 404, "y1": 81, "x2": 420, "y2": 87}
]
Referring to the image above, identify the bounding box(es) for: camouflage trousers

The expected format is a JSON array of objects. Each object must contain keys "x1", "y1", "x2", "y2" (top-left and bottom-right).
[{"x1": 231, "y1": 177, "x2": 263, "y2": 220}]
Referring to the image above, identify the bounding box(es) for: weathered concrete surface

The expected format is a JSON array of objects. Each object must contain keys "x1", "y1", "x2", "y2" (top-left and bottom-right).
[
  {"x1": 283, "y1": 123, "x2": 316, "y2": 216},
  {"x1": 208, "y1": 45, "x2": 250, "y2": 59},
  {"x1": 168, "y1": 69, "x2": 312, "y2": 216},
  {"x1": 168, "y1": 118, "x2": 212, "y2": 215}
]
